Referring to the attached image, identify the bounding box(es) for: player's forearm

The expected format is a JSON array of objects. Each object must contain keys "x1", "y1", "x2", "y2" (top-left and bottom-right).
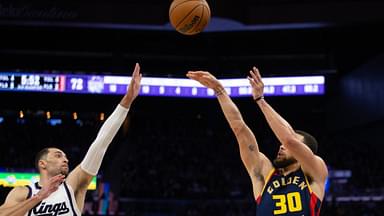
[
  {"x1": 216, "y1": 89, "x2": 246, "y2": 135},
  {"x1": 0, "y1": 195, "x2": 43, "y2": 216},
  {"x1": 217, "y1": 94, "x2": 255, "y2": 153},
  {"x1": 256, "y1": 98, "x2": 296, "y2": 144},
  {"x1": 80, "y1": 104, "x2": 129, "y2": 175},
  {"x1": 219, "y1": 94, "x2": 260, "y2": 155},
  {"x1": 216, "y1": 89, "x2": 261, "y2": 169}
]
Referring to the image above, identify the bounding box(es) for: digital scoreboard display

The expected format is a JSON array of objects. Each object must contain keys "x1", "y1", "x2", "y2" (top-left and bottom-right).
[
  {"x1": 0, "y1": 74, "x2": 63, "y2": 92},
  {"x1": 0, "y1": 72, "x2": 325, "y2": 97}
]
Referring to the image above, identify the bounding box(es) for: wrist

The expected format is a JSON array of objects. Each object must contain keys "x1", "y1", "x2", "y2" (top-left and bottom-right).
[
  {"x1": 254, "y1": 95, "x2": 264, "y2": 102},
  {"x1": 119, "y1": 102, "x2": 131, "y2": 109},
  {"x1": 214, "y1": 86, "x2": 226, "y2": 96},
  {"x1": 120, "y1": 96, "x2": 133, "y2": 109},
  {"x1": 33, "y1": 192, "x2": 45, "y2": 201}
]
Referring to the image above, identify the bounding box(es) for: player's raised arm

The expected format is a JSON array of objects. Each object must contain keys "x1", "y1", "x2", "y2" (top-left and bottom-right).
[
  {"x1": 66, "y1": 63, "x2": 142, "y2": 209},
  {"x1": 248, "y1": 67, "x2": 328, "y2": 199},
  {"x1": 187, "y1": 71, "x2": 273, "y2": 198}
]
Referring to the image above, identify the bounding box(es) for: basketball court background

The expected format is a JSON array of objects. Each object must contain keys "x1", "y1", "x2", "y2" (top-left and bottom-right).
[{"x1": 1, "y1": 0, "x2": 384, "y2": 215}]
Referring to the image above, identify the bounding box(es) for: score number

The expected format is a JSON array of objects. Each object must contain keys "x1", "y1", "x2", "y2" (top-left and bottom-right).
[{"x1": 70, "y1": 78, "x2": 84, "y2": 91}]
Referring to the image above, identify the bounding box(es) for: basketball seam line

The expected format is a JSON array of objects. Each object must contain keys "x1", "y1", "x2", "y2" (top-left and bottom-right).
[
  {"x1": 169, "y1": 0, "x2": 203, "y2": 16},
  {"x1": 174, "y1": 4, "x2": 203, "y2": 30},
  {"x1": 204, "y1": 4, "x2": 211, "y2": 17},
  {"x1": 188, "y1": 5, "x2": 205, "y2": 34}
]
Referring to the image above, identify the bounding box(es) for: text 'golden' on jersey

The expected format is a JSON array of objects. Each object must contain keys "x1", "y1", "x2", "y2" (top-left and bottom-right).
[{"x1": 267, "y1": 175, "x2": 308, "y2": 194}]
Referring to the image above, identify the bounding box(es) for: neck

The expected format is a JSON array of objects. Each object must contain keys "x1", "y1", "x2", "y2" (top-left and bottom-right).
[
  {"x1": 38, "y1": 172, "x2": 56, "y2": 187},
  {"x1": 278, "y1": 162, "x2": 300, "y2": 176}
]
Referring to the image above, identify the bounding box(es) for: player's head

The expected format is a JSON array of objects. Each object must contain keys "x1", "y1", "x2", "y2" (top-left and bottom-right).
[
  {"x1": 35, "y1": 147, "x2": 69, "y2": 176},
  {"x1": 295, "y1": 130, "x2": 318, "y2": 154},
  {"x1": 273, "y1": 130, "x2": 318, "y2": 168}
]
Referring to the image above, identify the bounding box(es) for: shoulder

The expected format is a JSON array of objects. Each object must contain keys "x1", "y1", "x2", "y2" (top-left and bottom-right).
[
  {"x1": 12, "y1": 186, "x2": 30, "y2": 196},
  {"x1": 303, "y1": 155, "x2": 328, "y2": 180},
  {"x1": 0, "y1": 186, "x2": 30, "y2": 208},
  {"x1": 12, "y1": 186, "x2": 30, "y2": 199}
]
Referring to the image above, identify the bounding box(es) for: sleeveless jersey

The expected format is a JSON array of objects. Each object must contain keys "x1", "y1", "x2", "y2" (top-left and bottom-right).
[
  {"x1": 25, "y1": 181, "x2": 81, "y2": 216},
  {"x1": 256, "y1": 168, "x2": 321, "y2": 216}
]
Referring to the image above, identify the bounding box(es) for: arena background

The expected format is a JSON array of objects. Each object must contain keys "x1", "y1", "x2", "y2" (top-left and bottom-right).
[{"x1": 1, "y1": 0, "x2": 384, "y2": 215}]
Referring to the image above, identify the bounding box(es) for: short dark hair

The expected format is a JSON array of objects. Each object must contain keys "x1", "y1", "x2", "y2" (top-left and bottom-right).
[
  {"x1": 295, "y1": 130, "x2": 318, "y2": 154},
  {"x1": 35, "y1": 147, "x2": 51, "y2": 171}
]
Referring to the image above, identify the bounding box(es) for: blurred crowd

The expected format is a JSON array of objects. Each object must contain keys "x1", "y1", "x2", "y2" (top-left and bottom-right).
[{"x1": 1, "y1": 98, "x2": 383, "y2": 215}]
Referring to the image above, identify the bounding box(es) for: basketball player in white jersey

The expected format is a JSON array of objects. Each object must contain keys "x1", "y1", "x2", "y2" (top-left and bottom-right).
[{"x1": 0, "y1": 63, "x2": 142, "y2": 216}]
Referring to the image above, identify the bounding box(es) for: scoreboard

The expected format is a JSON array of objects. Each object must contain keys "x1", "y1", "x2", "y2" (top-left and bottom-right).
[{"x1": 0, "y1": 72, "x2": 325, "y2": 97}]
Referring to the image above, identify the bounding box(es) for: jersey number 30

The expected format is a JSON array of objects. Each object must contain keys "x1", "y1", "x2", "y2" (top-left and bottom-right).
[{"x1": 272, "y1": 192, "x2": 302, "y2": 214}]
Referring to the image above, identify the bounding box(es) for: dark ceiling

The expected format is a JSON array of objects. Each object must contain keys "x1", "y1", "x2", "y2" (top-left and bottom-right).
[{"x1": 0, "y1": 0, "x2": 383, "y2": 77}]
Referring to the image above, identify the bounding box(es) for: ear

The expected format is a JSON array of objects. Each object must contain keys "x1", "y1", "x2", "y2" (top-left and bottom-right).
[{"x1": 39, "y1": 160, "x2": 47, "y2": 170}]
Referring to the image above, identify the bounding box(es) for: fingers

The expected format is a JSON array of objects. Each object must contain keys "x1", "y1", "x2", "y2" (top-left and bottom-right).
[
  {"x1": 50, "y1": 174, "x2": 65, "y2": 184},
  {"x1": 186, "y1": 71, "x2": 203, "y2": 80},
  {"x1": 133, "y1": 63, "x2": 140, "y2": 77},
  {"x1": 247, "y1": 76, "x2": 256, "y2": 87},
  {"x1": 51, "y1": 174, "x2": 65, "y2": 180},
  {"x1": 136, "y1": 69, "x2": 142, "y2": 83},
  {"x1": 248, "y1": 70, "x2": 257, "y2": 84},
  {"x1": 248, "y1": 67, "x2": 263, "y2": 85},
  {"x1": 186, "y1": 71, "x2": 204, "y2": 76},
  {"x1": 49, "y1": 174, "x2": 65, "y2": 190},
  {"x1": 186, "y1": 71, "x2": 209, "y2": 75},
  {"x1": 37, "y1": 174, "x2": 65, "y2": 198},
  {"x1": 130, "y1": 63, "x2": 142, "y2": 88},
  {"x1": 251, "y1": 67, "x2": 262, "y2": 83},
  {"x1": 186, "y1": 71, "x2": 214, "y2": 80}
]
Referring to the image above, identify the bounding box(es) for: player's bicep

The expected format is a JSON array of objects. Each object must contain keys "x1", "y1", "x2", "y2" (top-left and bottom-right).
[
  {"x1": 0, "y1": 186, "x2": 29, "y2": 209},
  {"x1": 66, "y1": 165, "x2": 94, "y2": 193}
]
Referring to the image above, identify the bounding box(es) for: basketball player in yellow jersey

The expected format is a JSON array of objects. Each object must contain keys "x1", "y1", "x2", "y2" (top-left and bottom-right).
[
  {"x1": 0, "y1": 63, "x2": 142, "y2": 216},
  {"x1": 187, "y1": 68, "x2": 328, "y2": 216}
]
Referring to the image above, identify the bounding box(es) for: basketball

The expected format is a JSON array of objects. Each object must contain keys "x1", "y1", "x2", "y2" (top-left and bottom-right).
[{"x1": 169, "y1": 0, "x2": 211, "y2": 35}]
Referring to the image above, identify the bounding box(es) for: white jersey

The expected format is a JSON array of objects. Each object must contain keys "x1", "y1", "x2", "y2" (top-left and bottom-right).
[{"x1": 25, "y1": 181, "x2": 81, "y2": 216}]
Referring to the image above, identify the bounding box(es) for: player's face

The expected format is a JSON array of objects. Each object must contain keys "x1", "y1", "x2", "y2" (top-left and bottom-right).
[
  {"x1": 44, "y1": 148, "x2": 69, "y2": 176},
  {"x1": 273, "y1": 134, "x2": 304, "y2": 168},
  {"x1": 273, "y1": 145, "x2": 297, "y2": 168}
]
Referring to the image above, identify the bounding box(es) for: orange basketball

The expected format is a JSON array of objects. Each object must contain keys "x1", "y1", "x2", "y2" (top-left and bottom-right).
[{"x1": 169, "y1": 0, "x2": 211, "y2": 35}]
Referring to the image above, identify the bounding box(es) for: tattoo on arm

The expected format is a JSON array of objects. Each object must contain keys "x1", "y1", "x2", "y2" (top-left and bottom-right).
[{"x1": 248, "y1": 144, "x2": 256, "y2": 151}]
